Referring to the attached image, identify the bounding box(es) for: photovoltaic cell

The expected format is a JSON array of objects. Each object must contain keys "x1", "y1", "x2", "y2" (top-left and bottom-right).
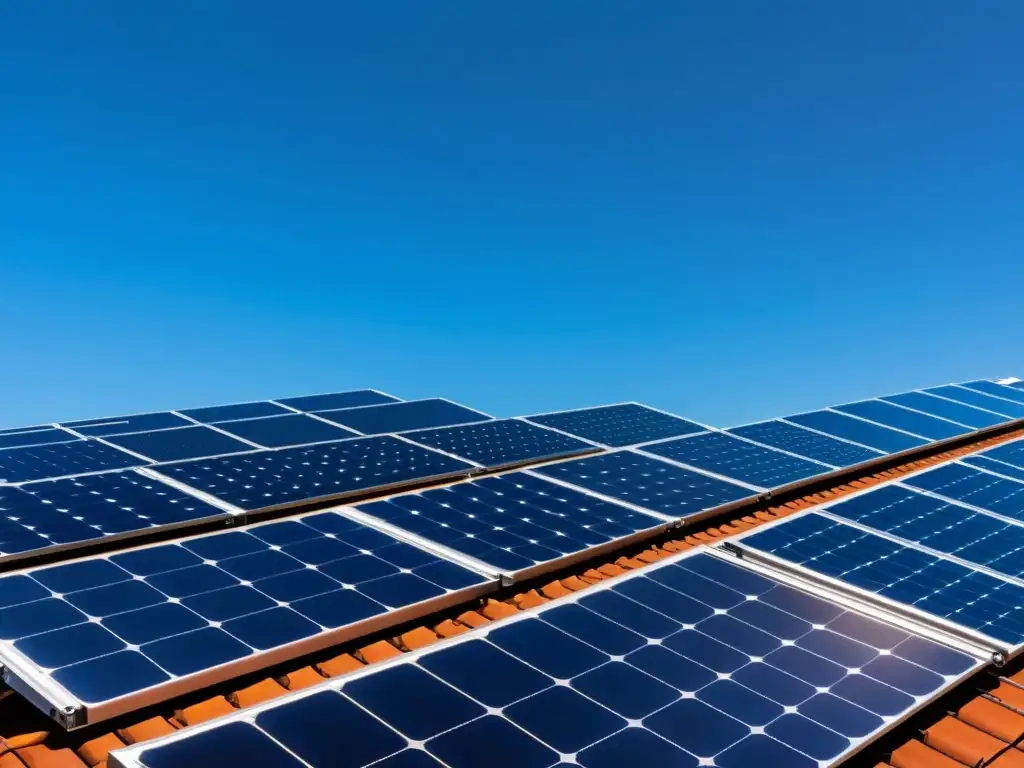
[
  {"x1": 103, "y1": 426, "x2": 256, "y2": 463},
  {"x1": 640, "y1": 432, "x2": 828, "y2": 489},
  {"x1": 214, "y1": 414, "x2": 360, "y2": 448},
  {"x1": 118, "y1": 551, "x2": 979, "y2": 768},
  {"x1": 177, "y1": 401, "x2": 292, "y2": 424},
  {"x1": 525, "y1": 403, "x2": 704, "y2": 447},
  {"x1": 533, "y1": 451, "x2": 753, "y2": 519},
  {"x1": 727, "y1": 420, "x2": 883, "y2": 468},
  {"x1": 963, "y1": 457, "x2": 1024, "y2": 483},
  {"x1": 739, "y1": 512, "x2": 1024, "y2": 644},
  {"x1": 0, "y1": 429, "x2": 77, "y2": 450},
  {"x1": 355, "y1": 472, "x2": 667, "y2": 575},
  {"x1": 275, "y1": 390, "x2": 400, "y2": 412},
  {"x1": 0, "y1": 441, "x2": 144, "y2": 484},
  {"x1": 902, "y1": 464, "x2": 1024, "y2": 523},
  {"x1": 960, "y1": 380, "x2": 1024, "y2": 405},
  {"x1": 925, "y1": 386, "x2": 1024, "y2": 419},
  {"x1": 0, "y1": 471, "x2": 229, "y2": 560},
  {"x1": 976, "y1": 441, "x2": 1024, "y2": 471},
  {"x1": 62, "y1": 413, "x2": 192, "y2": 437},
  {"x1": 825, "y1": 484, "x2": 1024, "y2": 580},
  {"x1": 882, "y1": 392, "x2": 1007, "y2": 429},
  {"x1": 402, "y1": 419, "x2": 595, "y2": 469},
  {"x1": 154, "y1": 436, "x2": 473, "y2": 513},
  {"x1": 316, "y1": 399, "x2": 491, "y2": 435},
  {"x1": 0, "y1": 510, "x2": 489, "y2": 723},
  {"x1": 832, "y1": 400, "x2": 969, "y2": 440},
  {"x1": 785, "y1": 411, "x2": 926, "y2": 454}
]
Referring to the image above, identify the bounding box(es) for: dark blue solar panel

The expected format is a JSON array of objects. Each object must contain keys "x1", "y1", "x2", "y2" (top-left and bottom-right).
[
  {"x1": 125, "y1": 552, "x2": 976, "y2": 768},
  {"x1": 961, "y1": 380, "x2": 1024, "y2": 405},
  {"x1": 0, "y1": 440, "x2": 144, "y2": 483},
  {"x1": 177, "y1": 401, "x2": 292, "y2": 423},
  {"x1": 727, "y1": 420, "x2": 883, "y2": 468},
  {"x1": 785, "y1": 411, "x2": 927, "y2": 454},
  {"x1": 534, "y1": 451, "x2": 753, "y2": 519},
  {"x1": 0, "y1": 425, "x2": 51, "y2": 436},
  {"x1": 883, "y1": 392, "x2": 1007, "y2": 429},
  {"x1": 356, "y1": 472, "x2": 666, "y2": 574},
  {"x1": 316, "y1": 399, "x2": 490, "y2": 435},
  {"x1": 977, "y1": 441, "x2": 1024, "y2": 471},
  {"x1": 525, "y1": 403, "x2": 704, "y2": 447},
  {"x1": 740, "y1": 512, "x2": 1024, "y2": 644},
  {"x1": 0, "y1": 510, "x2": 487, "y2": 715},
  {"x1": 903, "y1": 464, "x2": 1024, "y2": 523},
  {"x1": 104, "y1": 426, "x2": 256, "y2": 463},
  {"x1": 925, "y1": 386, "x2": 1024, "y2": 419},
  {"x1": 155, "y1": 436, "x2": 473, "y2": 512},
  {"x1": 826, "y1": 484, "x2": 1024, "y2": 579},
  {"x1": 832, "y1": 401, "x2": 969, "y2": 440},
  {"x1": 640, "y1": 432, "x2": 828, "y2": 489},
  {"x1": 275, "y1": 390, "x2": 400, "y2": 412},
  {"x1": 215, "y1": 414, "x2": 359, "y2": 448},
  {"x1": 964, "y1": 456, "x2": 1024, "y2": 483},
  {"x1": 0, "y1": 428, "x2": 76, "y2": 450},
  {"x1": 403, "y1": 419, "x2": 594, "y2": 469},
  {"x1": 62, "y1": 412, "x2": 192, "y2": 437}
]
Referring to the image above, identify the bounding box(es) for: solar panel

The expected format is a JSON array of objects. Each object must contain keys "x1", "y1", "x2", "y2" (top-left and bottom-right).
[
  {"x1": 727, "y1": 420, "x2": 884, "y2": 468},
  {"x1": 963, "y1": 456, "x2": 1024, "y2": 483},
  {"x1": 0, "y1": 440, "x2": 145, "y2": 484},
  {"x1": 784, "y1": 411, "x2": 926, "y2": 454},
  {"x1": 736, "y1": 512, "x2": 1024, "y2": 647},
  {"x1": 882, "y1": 392, "x2": 1007, "y2": 429},
  {"x1": 103, "y1": 426, "x2": 257, "y2": 462},
  {"x1": 353, "y1": 471, "x2": 670, "y2": 580},
  {"x1": 153, "y1": 436, "x2": 474, "y2": 514},
  {"x1": 0, "y1": 509, "x2": 492, "y2": 728},
  {"x1": 901, "y1": 463, "x2": 1024, "y2": 523},
  {"x1": 401, "y1": 419, "x2": 597, "y2": 470},
  {"x1": 274, "y1": 390, "x2": 401, "y2": 412},
  {"x1": 177, "y1": 401, "x2": 293, "y2": 424},
  {"x1": 824, "y1": 484, "x2": 1024, "y2": 580},
  {"x1": 960, "y1": 380, "x2": 1024, "y2": 405},
  {"x1": 524, "y1": 403, "x2": 705, "y2": 447},
  {"x1": 639, "y1": 431, "x2": 830, "y2": 490},
  {"x1": 316, "y1": 399, "x2": 492, "y2": 436},
  {"x1": 832, "y1": 400, "x2": 969, "y2": 440},
  {"x1": 925, "y1": 386, "x2": 1024, "y2": 419},
  {"x1": 975, "y1": 440, "x2": 1024, "y2": 471},
  {"x1": 0, "y1": 425, "x2": 53, "y2": 436},
  {"x1": 111, "y1": 550, "x2": 981, "y2": 768},
  {"x1": 62, "y1": 413, "x2": 193, "y2": 437},
  {"x1": 0, "y1": 428, "x2": 77, "y2": 450},
  {"x1": 214, "y1": 414, "x2": 360, "y2": 448},
  {"x1": 533, "y1": 451, "x2": 754, "y2": 520},
  {"x1": 0, "y1": 471, "x2": 232, "y2": 563}
]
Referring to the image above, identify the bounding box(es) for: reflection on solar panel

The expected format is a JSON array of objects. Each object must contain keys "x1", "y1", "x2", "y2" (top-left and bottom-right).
[
  {"x1": 533, "y1": 451, "x2": 753, "y2": 519},
  {"x1": 727, "y1": 420, "x2": 883, "y2": 468},
  {"x1": 355, "y1": 472, "x2": 668, "y2": 577},
  {"x1": 902, "y1": 464, "x2": 1024, "y2": 523},
  {"x1": 639, "y1": 432, "x2": 829, "y2": 489},
  {"x1": 154, "y1": 436, "x2": 473, "y2": 513},
  {"x1": 738, "y1": 512, "x2": 1024, "y2": 645},
  {"x1": 274, "y1": 390, "x2": 400, "y2": 412},
  {"x1": 317, "y1": 399, "x2": 491, "y2": 436},
  {"x1": 102, "y1": 426, "x2": 256, "y2": 463},
  {"x1": 114, "y1": 551, "x2": 979, "y2": 768},
  {"x1": 0, "y1": 471, "x2": 230, "y2": 561},
  {"x1": 402, "y1": 419, "x2": 595, "y2": 469},
  {"x1": 882, "y1": 392, "x2": 1007, "y2": 429},
  {"x1": 961, "y1": 380, "x2": 1024, "y2": 405},
  {"x1": 0, "y1": 428, "x2": 76, "y2": 450},
  {"x1": 785, "y1": 411, "x2": 926, "y2": 453},
  {"x1": 977, "y1": 440, "x2": 1024, "y2": 471},
  {"x1": 525, "y1": 403, "x2": 704, "y2": 447},
  {"x1": 963, "y1": 456, "x2": 1024, "y2": 483},
  {"x1": 0, "y1": 440, "x2": 144, "y2": 484},
  {"x1": 926, "y1": 386, "x2": 1024, "y2": 419},
  {"x1": 63, "y1": 413, "x2": 192, "y2": 437},
  {"x1": 825, "y1": 484, "x2": 1024, "y2": 579},
  {"x1": 0, "y1": 510, "x2": 491, "y2": 727},
  {"x1": 214, "y1": 414, "x2": 359, "y2": 448},
  {"x1": 177, "y1": 401, "x2": 292, "y2": 423},
  {"x1": 832, "y1": 400, "x2": 969, "y2": 440}
]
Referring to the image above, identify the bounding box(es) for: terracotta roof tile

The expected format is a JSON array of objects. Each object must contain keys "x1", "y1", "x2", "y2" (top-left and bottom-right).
[
  {"x1": 116, "y1": 718, "x2": 176, "y2": 746},
  {"x1": 174, "y1": 697, "x2": 235, "y2": 727},
  {"x1": 889, "y1": 738, "x2": 971, "y2": 768},
  {"x1": 398, "y1": 627, "x2": 441, "y2": 651},
  {"x1": 357, "y1": 640, "x2": 402, "y2": 665},
  {"x1": 75, "y1": 734, "x2": 124, "y2": 767},
  {"x1": 315, "y1": 653, "x2": 363, "y2": 678},
  {"x1": 281, "y1": 667, "x2": 325, "y2": 691},
  {"x1": 229, "y1": 679, "x2": 289, "y2": 709},
  {"x1": 15, "y1": 746, "x2": 86, "y2": 768},
  {"x1": 923, "y1": 716, "x2": 1018, "y2": 765},
  {"x1": 958, "y1": 697, "x2": 1024, "y2": 743}
]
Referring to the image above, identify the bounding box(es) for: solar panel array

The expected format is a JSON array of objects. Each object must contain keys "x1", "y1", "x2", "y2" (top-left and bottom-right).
[{"x1": 111, "y1": 551, "x2": 981, "y2": 768}]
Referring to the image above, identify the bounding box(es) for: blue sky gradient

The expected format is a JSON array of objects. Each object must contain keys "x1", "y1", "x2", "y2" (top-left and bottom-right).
[{"x1": 2, "y1": 2, "x2": 1021, "y2": 429}]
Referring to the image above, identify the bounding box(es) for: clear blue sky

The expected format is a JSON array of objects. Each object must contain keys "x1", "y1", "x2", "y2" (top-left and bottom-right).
[{"x1": 2, "y1": 2, "x2": 1021, "y2": 430}]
